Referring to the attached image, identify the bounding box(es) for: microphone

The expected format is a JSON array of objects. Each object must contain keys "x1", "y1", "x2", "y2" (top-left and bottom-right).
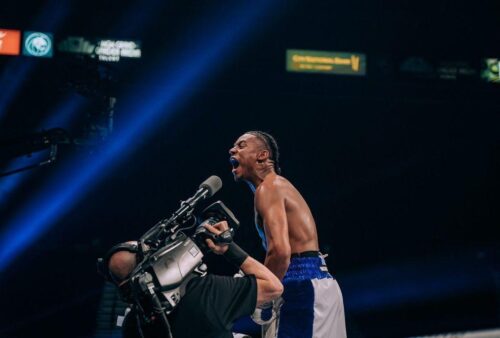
[
  {"x1": 178, "y1": 175, "x2": 223, "y2": 217},
  {"x1": 198, "y1": 175, "x2": 223, "y2": 198},
  {"x1": 139, "y1": 175, "x2": 223, "y2": 249},
  {"x1": 183, "y1": 175, "x2": 223, "y2": 207}
]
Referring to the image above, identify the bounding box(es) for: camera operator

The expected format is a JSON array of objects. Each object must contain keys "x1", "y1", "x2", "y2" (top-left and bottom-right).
[{"x1": 103, "y1": 220, "x2": 283, "y2": 338}]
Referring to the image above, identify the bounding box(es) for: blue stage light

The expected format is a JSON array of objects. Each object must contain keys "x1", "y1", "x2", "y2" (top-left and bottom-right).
[
  {"x1": 0, "y1": 94, "x2": 85, "y2": 208},
  {"x1": 341, "y1": 253, "x2": 491, "y2": 311},
  {"x1": 0, "y1": 153, "x2": 47, "y2": 203},
  {"x1": 0, "y1": 59, "x2": 39, "y2": 120},
  {"x1": 0, "y1": 0, "x2": 279, "y2": 272}
]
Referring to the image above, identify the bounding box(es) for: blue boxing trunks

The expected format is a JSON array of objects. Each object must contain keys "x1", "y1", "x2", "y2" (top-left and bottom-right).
[{"x1": 277, "y1": 252, "x2": 346, "y2": 338}]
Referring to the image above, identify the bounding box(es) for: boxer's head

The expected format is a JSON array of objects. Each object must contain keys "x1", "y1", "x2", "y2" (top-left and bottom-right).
[{"x1": 229, "y1": 131, "x2": 280, "y2": 182}]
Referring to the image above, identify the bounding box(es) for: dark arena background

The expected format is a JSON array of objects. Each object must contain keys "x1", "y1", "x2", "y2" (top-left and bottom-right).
[{"x1": 0, "y1": 1, "x2": 499, "y2": 337}]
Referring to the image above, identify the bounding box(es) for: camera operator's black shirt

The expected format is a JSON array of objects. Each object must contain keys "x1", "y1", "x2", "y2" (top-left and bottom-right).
[{"x1": 123, "y1": 274, "x2": 257, "y2": 338}]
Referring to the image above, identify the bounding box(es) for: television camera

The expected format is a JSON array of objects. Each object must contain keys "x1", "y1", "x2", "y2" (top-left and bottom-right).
[{"x1": 97, "y1": 176, "x2": 240, "y2": 335}]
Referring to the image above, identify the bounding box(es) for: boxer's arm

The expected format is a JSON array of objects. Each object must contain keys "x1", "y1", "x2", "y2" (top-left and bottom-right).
[
  {"x1": 240, "y1": 255, "x2": 283, "y2": 306},
  {"x1": 204, "y1": 223, "x2": 283, "y2": 307},
  {"x1": 255, "y1": 185, "x2": 291, "y2": 281}
]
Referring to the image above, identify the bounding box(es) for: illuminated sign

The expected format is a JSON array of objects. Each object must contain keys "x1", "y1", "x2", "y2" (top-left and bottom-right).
[
  {"x1": 437, "y1": 61, "x2": 477, "y2": 80},
  {"x1": 58, "y1": 36, "x2": 95, "y2": 55},
  {"x1": 95, "y1": 39, "x2": 141, "y2": 62},
  {"x1": 286, "y1": 49, "x2": 366, "y2": 76},
  {"x1": 58, "y1": 36, "x2": 141, "y2": 62},
  {"x1": 481, "y1": 58, "x2": 499, "y2": 83},
  {"x1": 0, "y1": 29, "x2": 21, "y2": 55},
  {"x1": 22, "y1": 31, "x2": 53, "y2": 57}
]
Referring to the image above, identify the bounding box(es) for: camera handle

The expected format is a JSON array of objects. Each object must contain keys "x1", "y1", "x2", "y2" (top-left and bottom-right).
[{"x1": 194, "y1": 219, "x2": 235, "y2": 245}]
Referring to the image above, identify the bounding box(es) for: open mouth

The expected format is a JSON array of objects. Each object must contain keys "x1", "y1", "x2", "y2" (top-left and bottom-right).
[{"x1": 229, "y1": 157, "x2": 240, "y2": 169}]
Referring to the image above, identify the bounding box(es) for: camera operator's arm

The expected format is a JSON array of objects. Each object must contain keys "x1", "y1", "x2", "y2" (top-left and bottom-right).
[{"x1": 205, "y1": 222, "x2": 283, "y2": 307}]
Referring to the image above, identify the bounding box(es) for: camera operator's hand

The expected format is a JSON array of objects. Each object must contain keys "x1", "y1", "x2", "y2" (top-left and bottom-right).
[{"x1": 204, "y1": 221, "x2": 229, "y2": 255}]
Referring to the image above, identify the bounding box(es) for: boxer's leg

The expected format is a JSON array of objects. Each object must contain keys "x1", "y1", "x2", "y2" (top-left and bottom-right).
[{"x1": 311, "y1": 278, "x2": 346, "y2": 338}]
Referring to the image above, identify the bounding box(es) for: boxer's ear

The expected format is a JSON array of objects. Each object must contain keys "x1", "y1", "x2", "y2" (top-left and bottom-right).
[{"x1": 257, "y1": 149, "x2": 270, "y2": 163}]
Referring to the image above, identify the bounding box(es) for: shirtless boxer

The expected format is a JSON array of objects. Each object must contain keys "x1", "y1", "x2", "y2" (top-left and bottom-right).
[{"x1": 229, "y1": 131, "x2": 346, "y2": 338}]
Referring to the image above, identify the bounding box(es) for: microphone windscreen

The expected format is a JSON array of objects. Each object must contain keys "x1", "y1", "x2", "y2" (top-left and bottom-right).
[{"x1": 200, "y1": 175, "x2": 223, "y2": 197}]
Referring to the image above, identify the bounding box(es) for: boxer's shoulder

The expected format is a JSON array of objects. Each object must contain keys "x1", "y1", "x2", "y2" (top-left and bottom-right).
[{"x1": 257, "y1": 175, "x2": 291, "y2": 194}]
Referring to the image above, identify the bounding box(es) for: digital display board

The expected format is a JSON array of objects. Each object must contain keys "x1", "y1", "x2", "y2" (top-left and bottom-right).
[
  {"x1": 287, "y1": 49, "x2": 366, "y2": 76},
  {"x1": 0, "y1": 29, "x2": 21, "y2": 55},
  {"x1": 22, "y1": 31, "x2": 53, "y2": 58},
  {"x1": 58, "y1": 36, "x2": 141, "y2": 62}
]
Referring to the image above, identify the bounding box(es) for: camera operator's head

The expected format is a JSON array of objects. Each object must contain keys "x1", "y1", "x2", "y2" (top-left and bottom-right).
[
  {"x1": 98, "y1": 241, "x2": 139, "y2": 301},
  {"x1": 108, "y1": 245, "x2": 137, "y2": 284}
]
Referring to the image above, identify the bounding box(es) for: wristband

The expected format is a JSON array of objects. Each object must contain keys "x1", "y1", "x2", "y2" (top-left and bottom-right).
[{"x1": 223, "y1": 242, "x2": 249, "y2": 267}]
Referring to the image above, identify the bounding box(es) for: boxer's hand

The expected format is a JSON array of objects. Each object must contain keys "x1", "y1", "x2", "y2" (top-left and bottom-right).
[{"x1": 204, "y1": 221, "x2": 229, "y2": 255}]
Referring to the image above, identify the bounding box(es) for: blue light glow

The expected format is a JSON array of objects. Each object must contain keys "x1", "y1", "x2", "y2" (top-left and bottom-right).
[
  {"x1": 341, "y1": 253, "x2": 492, "y2": 312},
  {"x1": 0, "y1": 0, "x2": 278, "y2": 272},
  {"x1": 0, "y1": 152, "x2": 48, "y2": 205},
  {"x1": 41, "y1": 93, "x2": 86, "y2": 130},
  {"x1": 0, "y1": 59, "x2": 39, "y2": 120},
  {"x1": 0, "y1": 94, "x2": 85, "y2": 209}
]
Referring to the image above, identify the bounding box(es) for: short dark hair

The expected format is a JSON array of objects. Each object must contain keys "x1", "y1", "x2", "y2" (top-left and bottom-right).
[{"x1": 245, "y1": 130, "x2": 281, "y2": 174}]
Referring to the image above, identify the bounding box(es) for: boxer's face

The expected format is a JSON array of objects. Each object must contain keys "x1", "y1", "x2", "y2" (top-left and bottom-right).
[{"x1": 228, "y1": 133, "x2": 265, "y2": 181}]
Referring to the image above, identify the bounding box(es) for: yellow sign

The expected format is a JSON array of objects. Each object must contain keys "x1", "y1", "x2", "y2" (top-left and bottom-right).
[{"x1": 287, "y1": 49, "x2": 366, "y2": 75}]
